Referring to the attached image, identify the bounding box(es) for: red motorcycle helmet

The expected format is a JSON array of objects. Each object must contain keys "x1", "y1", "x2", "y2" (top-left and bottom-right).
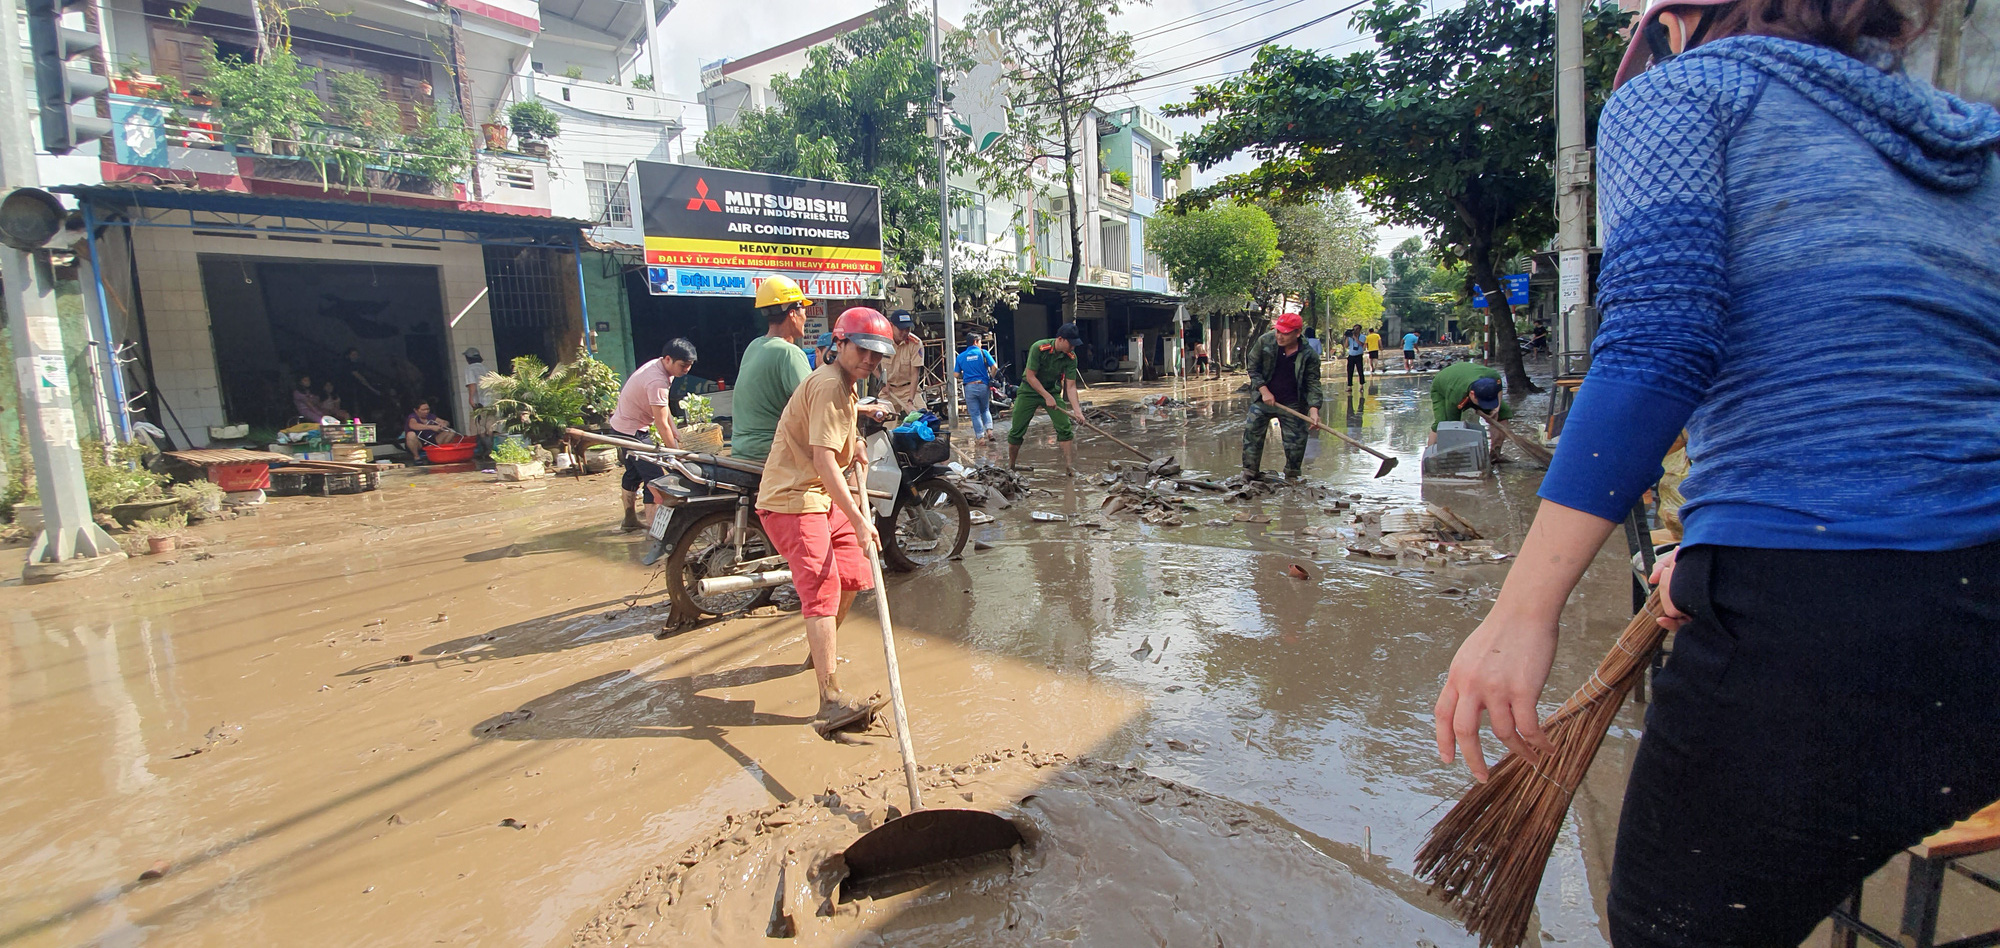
[{"x1": 833, "y1": 306, "x2": 897, "y2": 356}]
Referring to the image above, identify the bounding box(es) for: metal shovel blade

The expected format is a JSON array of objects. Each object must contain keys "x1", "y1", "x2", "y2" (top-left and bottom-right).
[
  {"x1": 840, "y1": 808, "x2": 1023, "y2": 891},
  {"x1": 1374, "y1": 456, "x2": 1399, "y2": 479}
]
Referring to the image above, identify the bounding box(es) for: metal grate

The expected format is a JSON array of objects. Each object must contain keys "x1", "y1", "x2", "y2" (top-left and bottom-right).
[{"x1": 482, "y1": 246, "x2": 566, "y2": 330}]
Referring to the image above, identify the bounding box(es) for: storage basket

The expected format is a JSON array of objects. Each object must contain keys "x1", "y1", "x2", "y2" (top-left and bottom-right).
[
  {"x1": 681, "y1": 423, "x2": 725, "y2": 455},
  {"x1": 268, "y1": 468, "x2": 379, "y2": 497}
]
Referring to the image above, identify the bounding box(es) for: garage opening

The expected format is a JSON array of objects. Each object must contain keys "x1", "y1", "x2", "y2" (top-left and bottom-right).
[{"x1": 199, "y1": 255, "x2": 456, "y2": 431}]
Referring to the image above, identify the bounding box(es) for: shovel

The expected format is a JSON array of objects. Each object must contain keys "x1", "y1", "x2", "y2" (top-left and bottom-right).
[
  {"x1": 1475, "y1": 409, "x2": 1554, "y2": 465},
  {"x1": 1074, "y1": 414, "x2": 1154, "y2": 464},
  {"x1": 1268, "y1": 402, "x2": 1399, "y2": 478},
  {"x1": 836, "y1": 467, "x2": 1022, "y2": 894}
]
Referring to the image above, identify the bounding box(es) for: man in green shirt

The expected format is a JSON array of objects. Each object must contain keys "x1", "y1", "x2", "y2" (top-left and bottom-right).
[
  {"x1": 1007, "y1": 322, "x2": 1086, "y2": 474},
  {"x1": 730, "y1": 275, "x2": 814, "y2": 462},
  {"x1": 1428, "y1": 361, "x2": 1513, "y2": 458}
]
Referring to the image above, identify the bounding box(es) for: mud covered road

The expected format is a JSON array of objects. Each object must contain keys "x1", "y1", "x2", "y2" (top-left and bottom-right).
[{"x1": 5, "y1": 370, "x2": 1970, "y2": 946}]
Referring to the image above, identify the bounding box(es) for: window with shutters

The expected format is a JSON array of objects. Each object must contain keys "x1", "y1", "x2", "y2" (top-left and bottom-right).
[{"x1": 584, "y1": 162, "x2": 632, "y2": 227}]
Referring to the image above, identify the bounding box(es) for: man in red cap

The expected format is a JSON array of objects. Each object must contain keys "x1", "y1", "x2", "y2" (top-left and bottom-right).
[
  {"x1": 757, "y1": 306, "x2": 896, "y2": 735},
  {"x1": 1243, "y1": 311, "x2": 1321, "y2": 480}
]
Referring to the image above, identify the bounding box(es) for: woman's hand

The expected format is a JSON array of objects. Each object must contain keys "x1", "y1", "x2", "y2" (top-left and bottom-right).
[
  {"x1": 1649, "y1": 548, "x2": 1688, "y2": 631},
  {"x1": 1434, "y1": 609, "x2": 1561, "y2": 781}
]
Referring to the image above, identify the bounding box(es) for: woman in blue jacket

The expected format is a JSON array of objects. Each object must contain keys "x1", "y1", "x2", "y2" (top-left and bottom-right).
[{"x1": 1432, "y1": 0, "x2": 2000, "y2": 942}]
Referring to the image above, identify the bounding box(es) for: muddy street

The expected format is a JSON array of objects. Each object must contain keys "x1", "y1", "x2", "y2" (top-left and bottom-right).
[{"x1": 3, "y1": 371, "x2": 1933, "y2": 946}]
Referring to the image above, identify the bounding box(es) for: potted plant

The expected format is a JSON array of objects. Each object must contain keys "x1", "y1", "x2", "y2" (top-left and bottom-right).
[
  {"x1": 128, "y1": 513, "x2": 188, "y2": 555},
  {"x1": 563, "y1": 65, "x2": 585, "y2": 81},
  {"x1": 505, "y1": 100, "x2": 561, "y2": 158},
  {"x1": 173, "y1": 479, "x2": 226, "y2": 518},
  {"x1": 481, "y1": 120, "x2": 509, "y2": 152},
  {"x1": 197, "y1": 48, "x2": 322, "y2": 157},
  {"x1": 491, "y1": 438, "x2": 543, "y2": 481},
  {"x1": 475, "y1": 349, "x2": 622, "y2": 447},
  {"x1": 678, "y1": 393, "x2": 724, "y2": 454}
]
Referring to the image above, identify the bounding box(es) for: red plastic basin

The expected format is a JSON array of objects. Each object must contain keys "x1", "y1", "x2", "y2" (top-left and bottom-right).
[{"x1": 424, "y1": 441, "x2": 476, "y2": 464}]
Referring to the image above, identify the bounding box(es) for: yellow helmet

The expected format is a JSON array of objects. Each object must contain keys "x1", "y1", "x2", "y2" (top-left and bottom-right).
[{"x1": 754, "y1": 274, "x2": 811, "y2": 309}]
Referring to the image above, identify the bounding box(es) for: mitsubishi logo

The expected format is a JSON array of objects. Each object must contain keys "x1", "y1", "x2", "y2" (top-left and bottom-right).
[{"x1": 686, "y1": 178, "x2": 722, "y2": 212}]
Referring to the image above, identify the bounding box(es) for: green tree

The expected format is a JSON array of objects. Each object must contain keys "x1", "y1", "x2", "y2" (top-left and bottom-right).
[
  {"x1": 697, "y1": 1, "x2": 958, "y2": 286},
  {"x1": 1253, "y1": 193, "x2": 1374, "y2": 335},
  {"x1": 969, "y1": 0, "x2": 1144, "y2": 316},
  {"x1": 1145, "y1": 202, "x2": 1281, "y2": 315},
  {"x1": 1168, "y1": 0, "x2": 1630, "y2": 392},
  {"x1": 1326, "y1": 282, "x2": 1385, "y2": 334}
]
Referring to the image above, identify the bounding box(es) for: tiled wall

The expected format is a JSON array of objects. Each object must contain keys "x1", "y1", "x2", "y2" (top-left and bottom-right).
[{"x1": 123, "y1": 215, "x2": 498, "y2": 446}]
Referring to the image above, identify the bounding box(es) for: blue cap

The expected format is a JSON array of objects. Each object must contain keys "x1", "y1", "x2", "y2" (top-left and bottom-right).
[
  {"x1": 889, "y1": 310, "x2": 916, "y2": 329},
  {"x1": 817, "y1": 332, "x2": 836, "y2": 348},
  {"x1": 1469, "y1": 376, "x2": 1502, "y2": 412}
]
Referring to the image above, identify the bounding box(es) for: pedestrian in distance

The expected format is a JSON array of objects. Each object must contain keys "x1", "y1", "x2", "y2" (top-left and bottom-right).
[
  {"x1": 1007, "y1": 323, "x2": 1087, "y2": 475},
  {"x1": 1403, "y1": 330, "x2": 1421, "y2": 373},
  {"x1": 755, "y1": 307, "x2": 898, "y2": 734},
  {"x1": 956, "y1": 331, "x2": 1000, "y2": 443},
  {"x1": 730, "y1": 275, "x2": 814, "y2": 464},
  {"x1": 1242, "y1": 311, "x2": 1322, "y2": 480},
  {"x1": 1365, "y1": 327, "x2": 1383, "y2": 373},
  {"x1": 1432, "y1": 0, "x2": 2000, "y2": 942},
  {"x1": 609, "y1": 338, "x2": 696, "y2": 533},
  {"x1": 812, "y1": 331, "x2": 836, "y2": 369},
  {"x1": 1344, "y1": 327, "x2": 1367, "y2": 387}
]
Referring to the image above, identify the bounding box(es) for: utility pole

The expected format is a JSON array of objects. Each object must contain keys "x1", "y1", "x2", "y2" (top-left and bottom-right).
[
  {"x1": 1554, "y1": 0, "x2": 1592, "y2": 381},
  {"x1": 930, "y1": 0, "x2": 959, "y2": 427},
  {"x1": 1, "y1": 0, "x2": 122, "y2": 579}
]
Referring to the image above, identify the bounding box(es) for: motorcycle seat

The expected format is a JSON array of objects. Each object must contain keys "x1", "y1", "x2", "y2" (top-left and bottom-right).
[{"x1": 681, "y1": 458, "x2": 761, "y2": 491}]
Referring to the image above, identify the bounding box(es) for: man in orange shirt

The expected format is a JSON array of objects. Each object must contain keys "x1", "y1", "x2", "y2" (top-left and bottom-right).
[{"x1": 757, "y1": 308, "x2": 898, "y2": 734}]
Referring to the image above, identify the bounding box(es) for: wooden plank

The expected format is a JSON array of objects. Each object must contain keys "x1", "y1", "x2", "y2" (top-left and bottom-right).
[{"x1": 1913, "y1": 799, "x2": 2000, "y2": 859}]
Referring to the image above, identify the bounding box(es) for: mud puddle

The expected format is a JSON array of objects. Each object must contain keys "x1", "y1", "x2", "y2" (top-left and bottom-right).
[{"x1": 577, "y1": 751, "x2": 1467, "y2": 947}]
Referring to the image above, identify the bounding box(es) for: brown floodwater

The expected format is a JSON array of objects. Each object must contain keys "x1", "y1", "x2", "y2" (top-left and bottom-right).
[{"x1": 5, "y1": 368, "x2": 1983, "y2": 946}]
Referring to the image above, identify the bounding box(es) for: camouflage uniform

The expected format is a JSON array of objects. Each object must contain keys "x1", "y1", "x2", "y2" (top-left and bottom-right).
[{"x1": 1242, "y1": 330, "x2": 1323, "y2": 477}]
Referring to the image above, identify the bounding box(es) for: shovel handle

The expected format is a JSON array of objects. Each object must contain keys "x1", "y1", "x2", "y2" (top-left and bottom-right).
[
  {"x1": 1075, "y1": 414, "x2": 1153, "y2": 463},
  {"x1": 1269, "y1": 402, "x2": 1394, "y2": 463},
  {"x1": 1475, "y1": 409, "x2": 1554, "y2": 465},
  {"x1": 852, "y1": 465, "x2": 923, "y2": 812}
]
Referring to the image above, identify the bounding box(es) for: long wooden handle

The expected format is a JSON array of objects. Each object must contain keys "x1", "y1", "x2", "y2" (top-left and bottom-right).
[
  {"x1": 1076, "y1": 415, "x2": 1153, "y2": 462},
  {"x1": 1269, "y1": 402, "x2": 1393, "y2": 462},
  {"x1": 1476, "y1": 409, "x2": 1554, "y2": 465},
  {"x1": 852, "y1": 465, "x2": 923, "y2": 811}
]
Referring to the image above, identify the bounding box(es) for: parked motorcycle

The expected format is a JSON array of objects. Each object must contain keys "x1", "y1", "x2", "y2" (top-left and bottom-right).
[{"x1": 861, "y1": 409, "x2": 971, "y2": 571}]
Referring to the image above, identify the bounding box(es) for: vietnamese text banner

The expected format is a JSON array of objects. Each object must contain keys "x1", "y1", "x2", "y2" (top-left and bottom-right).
[
  {"x1": 646, "y1": 267, "x2": 886, "y2": 299},
  {"x1": 637, "y1": 162, "x2": 884, "y2": 274}
]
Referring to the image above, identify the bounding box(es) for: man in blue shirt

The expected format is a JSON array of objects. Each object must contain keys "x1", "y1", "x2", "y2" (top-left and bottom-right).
[
  {"x1": 955, "y1": 332, "x2": 1000, "y2": 442},
  {"x1": 1402, "y1": 331, "x2": 1420, "y2": 372}
]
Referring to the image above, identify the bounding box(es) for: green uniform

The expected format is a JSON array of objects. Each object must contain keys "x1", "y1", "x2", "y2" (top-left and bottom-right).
[
  {"x1": 730, "y1": 334, "x2": 811, "y2": 462},
  {"x1": 1429, "y1": 362, "x2": 1512, "y2": 432},
  {"x1": 1007, "y1": 339, "x2": 1080, "y2": 445}
]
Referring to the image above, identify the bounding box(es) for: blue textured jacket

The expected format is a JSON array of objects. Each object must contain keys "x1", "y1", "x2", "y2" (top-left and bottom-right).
[{"x1": 1539, "y1": 37, "x2": 2000, "y2": 550}]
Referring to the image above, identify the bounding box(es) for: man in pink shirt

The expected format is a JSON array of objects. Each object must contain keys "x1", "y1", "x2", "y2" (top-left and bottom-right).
[{"x1": 610, "y1": 339, "x2": 697, "y2": 532}]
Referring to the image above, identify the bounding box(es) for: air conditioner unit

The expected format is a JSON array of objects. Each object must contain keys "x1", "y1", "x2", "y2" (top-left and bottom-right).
[{"x1": 1048, "y1": 195, "x2": 1069, "y2": 214}]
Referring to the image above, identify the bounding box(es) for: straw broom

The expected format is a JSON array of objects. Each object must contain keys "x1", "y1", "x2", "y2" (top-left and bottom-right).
[{"x1": 1414, "y1": 590, "x2": 1670, "y2": 947}]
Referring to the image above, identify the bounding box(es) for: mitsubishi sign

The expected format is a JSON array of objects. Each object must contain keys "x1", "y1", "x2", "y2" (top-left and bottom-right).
[{"x1": 636, "y1": 162, "x2": 883, "y2": 282}]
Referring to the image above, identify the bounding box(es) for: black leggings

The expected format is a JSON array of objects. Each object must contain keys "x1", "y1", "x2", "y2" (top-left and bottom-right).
[{"x1": 1610, "y1": 541, "x2": 2000, "y2": 947}]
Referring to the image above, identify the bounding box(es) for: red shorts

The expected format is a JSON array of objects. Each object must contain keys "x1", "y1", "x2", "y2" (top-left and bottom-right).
[{"x1": 762, "y1": 507, "x2": 873, "y2": 617}]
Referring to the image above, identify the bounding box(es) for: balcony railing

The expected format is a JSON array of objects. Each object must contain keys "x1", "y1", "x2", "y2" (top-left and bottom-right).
[
  {"x1": 1098, "y1": 174, "x2": 1132, "y2": 208},
  {"x1": 103, "y1": 92, "x2": 549, "y2": 212}
]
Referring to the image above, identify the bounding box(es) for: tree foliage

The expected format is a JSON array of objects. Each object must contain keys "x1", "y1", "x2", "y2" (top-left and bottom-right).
[
  {"x1": 1326, "y1": 282, "x2": 1386, "y2": 335},
  {"x1": 968, "y1": 0, "x2": 1144, "y2": 315},
  {"x1": 1381, "y1": 236, "x2": 1466, "y2": 334},
  {"x1": 1145, "y1": 202, "x2": 1281, "y2": 314},
  {"x1": 1168, "y1": 0, "x2": 1630, "y2": 391},
  {"x1": 697, "y1": 1, "x2": 962, "y2": 288},
  {"x1": 1253, "y1": 192, "x2": 1374, "y2": 318}
]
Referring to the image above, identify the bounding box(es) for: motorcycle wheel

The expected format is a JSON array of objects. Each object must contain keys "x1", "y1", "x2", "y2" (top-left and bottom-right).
[
  {"x1": 880, "y1": 477, "x2": 971, "y2": 572},
  {"x1": 666, "y1": 510, "x2": 780, "y2": 618}
]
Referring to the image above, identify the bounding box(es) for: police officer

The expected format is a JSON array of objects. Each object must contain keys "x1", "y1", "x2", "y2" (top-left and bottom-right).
[{"x1": 1007, "y1": 323, "x2": 1086, "y2": 475}]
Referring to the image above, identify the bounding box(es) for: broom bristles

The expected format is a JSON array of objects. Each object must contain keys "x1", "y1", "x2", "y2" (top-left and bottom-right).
[{"x1": 1415, "y1": 591, "x2": 1670, "y2": 948}]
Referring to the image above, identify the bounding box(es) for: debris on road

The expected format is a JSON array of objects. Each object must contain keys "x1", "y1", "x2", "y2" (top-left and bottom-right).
[
  {"x1": 1286, "y1": 564, "x2": 1311, "y2": 580},
  {"x1": 1030, "y1": 511, "x2": 1067, "y2": 522},
  {"x1": 964, "y1": 464, "x2": 1031, "y2": 508},
  {"x1": 1099, "y1": 482, "x2": 1187, "y2": 526}
]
